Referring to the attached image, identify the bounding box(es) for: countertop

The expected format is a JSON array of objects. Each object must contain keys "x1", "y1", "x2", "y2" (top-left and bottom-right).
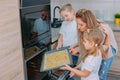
[{"x1": 105, "y1": 21, "x2": 120, "y2": 32}]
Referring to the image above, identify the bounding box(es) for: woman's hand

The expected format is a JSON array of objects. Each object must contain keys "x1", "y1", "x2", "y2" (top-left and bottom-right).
[{"x1": 99, "y1": 25, "x2": 109, "y2": 36}]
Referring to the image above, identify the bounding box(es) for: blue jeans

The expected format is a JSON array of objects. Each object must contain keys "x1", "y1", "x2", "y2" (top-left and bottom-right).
[
  {"x1": 99, "y1": 46, "x2": 116, "y2": 80},
  {"x1": 67, "y1": 77, "x2": 74, "y2": 80},
  {"x1": 72, "y1": 55, "x2": 78, "y2": 67},
  {"x1": 67, "y1": 56, "x2": 78, "y2": 80}
]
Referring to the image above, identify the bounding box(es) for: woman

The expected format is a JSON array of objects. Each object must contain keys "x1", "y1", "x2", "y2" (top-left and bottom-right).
[{"x1": 70, "y1": 8, "x2": 118, "y2": 80}]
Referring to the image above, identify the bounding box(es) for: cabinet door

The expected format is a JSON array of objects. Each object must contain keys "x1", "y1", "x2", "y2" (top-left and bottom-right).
[{"x1": 0, "y1": 0, "x2": 25, "y2": 80}]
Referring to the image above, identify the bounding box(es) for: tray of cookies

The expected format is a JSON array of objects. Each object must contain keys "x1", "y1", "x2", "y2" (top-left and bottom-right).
[{"x1": 40, "y1": 47, "x2": 73, "y2": 72}]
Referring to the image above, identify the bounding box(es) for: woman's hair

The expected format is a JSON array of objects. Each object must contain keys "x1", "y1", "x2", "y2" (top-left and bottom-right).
[
  {"x1": 60, "y1": 3, "x2": 74, "y2": 13},
  {"x1": 82, "y1": 28, "x2": 106, "y2": 62},
  {"x1": 76, "y1": 8, "x2": 101, "y2": 60},
  {"x1": 76, "y1": 8, "x2": 99, "y2": 29}
]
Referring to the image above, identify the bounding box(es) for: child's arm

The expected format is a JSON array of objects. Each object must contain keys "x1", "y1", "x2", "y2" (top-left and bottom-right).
[
  {"x1": 70, "y1": 42, "x2": 79, "y2": 49},
  {"x1": 56, "y1": 34, "x2": 63, "y2": 50},
  {"x1": 61, "y1": 64, "x2": 90, "y2": 77}
]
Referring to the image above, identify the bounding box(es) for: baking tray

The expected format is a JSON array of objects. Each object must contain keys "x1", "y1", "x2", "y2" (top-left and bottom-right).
[{"x1": 40, "y1": 46, "x2": 73, "y2": 72}]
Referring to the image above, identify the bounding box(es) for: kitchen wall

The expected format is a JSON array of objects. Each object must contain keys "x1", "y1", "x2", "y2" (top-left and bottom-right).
[
  {"x1": 51, "y1": 0, "x2": 61, "y2": 22},
  {"x1": 51, "y1": 0, "x2": 120, "y2": 21}
]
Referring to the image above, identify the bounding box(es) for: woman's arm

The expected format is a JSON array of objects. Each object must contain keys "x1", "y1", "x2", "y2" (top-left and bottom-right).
[
  {"x1": 99, "y1": 25, "x2": 110, "y2": 51},
  {"x1": 103, "y1": 33, "x2": 110, "y2": 51},
  {"x1": 56, "y1": 34, "x2": 63, "y2": 50}
]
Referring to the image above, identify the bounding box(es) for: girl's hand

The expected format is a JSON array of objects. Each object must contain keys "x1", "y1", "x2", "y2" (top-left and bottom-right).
[
  {"x1": 60, "y1": 64, "x2": 72, "y2": 71},
  {"x1": 69, "y1": 72, "x2": 75, "y2": 77},
  {"x1": 56, "y1": 43, "x2": 62, "y2": 50},
  {"x1": 69, "y1": 48, "x2": 79, "y2": 55}
]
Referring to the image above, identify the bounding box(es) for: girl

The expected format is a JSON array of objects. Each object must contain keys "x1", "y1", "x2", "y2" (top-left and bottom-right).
[
  {"x1": 61, "y1": 28, "x2": 106, "y2": 80},
  {"x1": 56, "y1": 3, "x2": 78, "y2": 65},
  {"x1": 70, "y1": 8, "x2": 118, "y2": 80},
  {"x1": 56, "y1": 3, "x2": 78, "y2": 50}
]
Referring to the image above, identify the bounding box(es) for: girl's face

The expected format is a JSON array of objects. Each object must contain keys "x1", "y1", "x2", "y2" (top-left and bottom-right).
[
  {"x1": 76, "y1": 18, "x2": 87, "y2": 32},
  {"x1": 83, "y1": 38, "x2": 93, "y2": 50},
  {"x1": 60, "y1": 10, "x2": 74, "y2": 21}
]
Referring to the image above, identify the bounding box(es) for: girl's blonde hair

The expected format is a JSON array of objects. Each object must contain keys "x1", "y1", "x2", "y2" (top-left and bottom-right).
[
  {"x1": 60, "y1": 3, "x2": 74, "y2": 13},
  {"x1": 82, "y1": 28, "x2": 106, "y2": 62}
]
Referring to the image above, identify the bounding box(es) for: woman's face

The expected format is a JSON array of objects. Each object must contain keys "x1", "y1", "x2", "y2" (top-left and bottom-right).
[
  {"x1": 76, "y1": 18, "x2": 87, "y2": 32},
  {"x1": 60, "y1": 10, "x2": 74, "y2": 21}
]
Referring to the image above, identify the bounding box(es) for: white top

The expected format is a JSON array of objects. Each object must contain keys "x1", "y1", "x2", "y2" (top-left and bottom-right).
[
  {"x1": 59, "y1": 20, "x2": 78, "y2": 47},
  {"x1": 80, "y1": 51, "x2": 102, "y2": 80}
]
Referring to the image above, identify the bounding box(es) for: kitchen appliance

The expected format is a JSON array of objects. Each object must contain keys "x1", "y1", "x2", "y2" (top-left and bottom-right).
[{"x1": 20, "y1": 0, "x2": 51, "y2": 80}]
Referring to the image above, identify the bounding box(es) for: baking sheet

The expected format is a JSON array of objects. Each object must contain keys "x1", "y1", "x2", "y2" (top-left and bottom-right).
[{"x1": 40, "y1": 47, "x2": 73, "y2": 72}]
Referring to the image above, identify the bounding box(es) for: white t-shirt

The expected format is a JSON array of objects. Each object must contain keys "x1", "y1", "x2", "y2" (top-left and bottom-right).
[
  {"x1": 81, "y1": 51, "x2": 102, "y2": 80},
  {"x1": 59, "y1": 20, "x2": 78, "y2": 47}
]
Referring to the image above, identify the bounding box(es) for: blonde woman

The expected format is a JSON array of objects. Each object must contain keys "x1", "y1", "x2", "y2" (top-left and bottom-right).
[{"x1": 70, "y1": 8, "x2": 118, "y2": 80}]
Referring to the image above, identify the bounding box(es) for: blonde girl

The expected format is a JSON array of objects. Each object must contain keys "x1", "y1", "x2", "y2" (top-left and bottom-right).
[
  {"x1": 56, "y1": 3, "x2": 78, "y2": 50},
  {"x1": 56, "y1": 3, "x2": 78, "y2": 65},
  {"x1": 61, "y1": 28, "x2": 106, "y2": 80}
]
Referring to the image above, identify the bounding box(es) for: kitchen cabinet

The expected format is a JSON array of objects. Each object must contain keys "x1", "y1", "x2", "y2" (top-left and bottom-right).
[{"x1": 0, "y1": 0, "x2": 25, "y2": 80}]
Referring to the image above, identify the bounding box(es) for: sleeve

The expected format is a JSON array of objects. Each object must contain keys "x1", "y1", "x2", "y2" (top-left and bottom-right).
[
  {"x1": 106, "y1": 24, "x2": 118, "y2": 53},
  {"x1": 84, "y1": 56, "x2": 96, "y2": 72},
  {"x1": 59, "y1": 22, "x2": 65, "y2": 34}
]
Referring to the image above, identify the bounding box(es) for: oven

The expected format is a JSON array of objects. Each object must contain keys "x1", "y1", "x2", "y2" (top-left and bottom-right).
[{"x1": 20, "y1": 0, "x2": 51, "y2": 80}]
